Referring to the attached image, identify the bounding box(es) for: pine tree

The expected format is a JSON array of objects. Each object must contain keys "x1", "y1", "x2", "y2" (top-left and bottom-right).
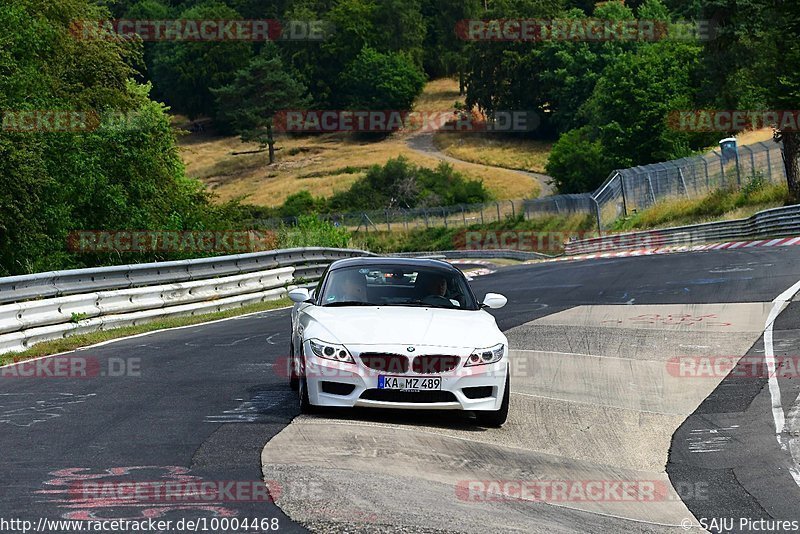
[{"x1": 213, "y1": 45, "x2": 310, "y2": 164}]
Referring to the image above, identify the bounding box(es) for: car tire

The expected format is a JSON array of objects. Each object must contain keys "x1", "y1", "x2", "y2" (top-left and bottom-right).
[
  {"x1": 475, "y1": 372, "x2": 510, "y2": 428},
  {"x1": 289, "y1": 342, "x2": 299, "y2": 391},
  {"x1": 298, "y1": 357, "x2": 317, "y2": 414}
]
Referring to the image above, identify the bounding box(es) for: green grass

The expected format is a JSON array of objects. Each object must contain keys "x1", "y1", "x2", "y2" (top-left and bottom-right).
[
  {"x1": 610, "y1": 181, "x2": 790, "y2": 232},
  {"x1": 1, "y1": 297, "x2": 292, "y2": 366},
  {"x1": 353, "y1": 213, "x2": 596, "y2": 254}
]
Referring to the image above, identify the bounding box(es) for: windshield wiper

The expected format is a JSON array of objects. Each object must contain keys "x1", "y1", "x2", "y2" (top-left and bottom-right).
[
  {"x1": 322, "y1": 301, "x2": 375, "y2": 307},
  {"x1": 393, "y1": 300, "x2": 455, "y2": 309}
]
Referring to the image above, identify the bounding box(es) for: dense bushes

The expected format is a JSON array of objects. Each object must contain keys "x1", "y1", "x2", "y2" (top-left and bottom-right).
[{"x1": 275, "y1": 157, "x2": 491, "y2": 218}]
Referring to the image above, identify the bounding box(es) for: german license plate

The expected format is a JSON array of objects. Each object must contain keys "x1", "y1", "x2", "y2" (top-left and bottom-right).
[{"x1": 378, "y1": 376, "x2": 441, "y2": 391}]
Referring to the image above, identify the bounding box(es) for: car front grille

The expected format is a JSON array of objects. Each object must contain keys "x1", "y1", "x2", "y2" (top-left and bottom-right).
[
  {"x1": 359, "y1": 389, "x2": 458, "y2": 403},
  {"x1": 412, "y1": 355, "x2": 461, "y2": 374},
  {"x1": 359, "y1": 353, "x2": 409, "y2": 374}
]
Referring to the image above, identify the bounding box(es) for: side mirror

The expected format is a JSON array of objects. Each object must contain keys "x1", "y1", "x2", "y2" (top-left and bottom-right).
[
  {"x1": 482, "y1": 293, "x2": 507, "y2": 309},
  {"x1": 288, "y1": 288, "x2": 312, "y2": 304}
]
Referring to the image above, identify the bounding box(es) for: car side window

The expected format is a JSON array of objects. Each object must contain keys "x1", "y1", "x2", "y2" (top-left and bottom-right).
[{"x1": 313, "y1": 267, "x2": 330, "y2": 305}]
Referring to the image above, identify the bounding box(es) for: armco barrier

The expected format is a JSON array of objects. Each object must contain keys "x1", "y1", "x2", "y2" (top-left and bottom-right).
[
  {"x1": 0, "y1": 248, "x2": 373, "y2": 355},
  {"x1": 392, "y1": 250, "x2": 550, "y2": 261},
  {"x1": 564, "y1": 204, "x2": 800, "y2": 255},
  {"x1": 0, "y1": 247, "x2": 372, "y2": 305}
]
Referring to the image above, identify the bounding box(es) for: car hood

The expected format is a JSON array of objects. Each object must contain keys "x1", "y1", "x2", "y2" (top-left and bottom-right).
[{"x1": 304, "y1": 306, "x2": 504, "y2": 349}]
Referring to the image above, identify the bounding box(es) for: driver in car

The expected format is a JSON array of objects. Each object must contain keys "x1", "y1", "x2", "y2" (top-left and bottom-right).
[
  {"x1": 328, "y1": 270, "x2": 367, "y2": 303},
  {"x1": 417, "y1": 273, "x2": 451, "y2": 306},
  {"x1": 426, "y1": 275, "x2": 447, "y2": 298}
]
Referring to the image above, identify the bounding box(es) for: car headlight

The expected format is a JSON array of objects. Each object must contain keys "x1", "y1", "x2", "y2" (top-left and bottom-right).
[
  {"x1": 465, "y1": 344, "x2": 505, "y2": 366},
  {"x1": 308, "y1": 339, "x2": 355, "y2": 363}
]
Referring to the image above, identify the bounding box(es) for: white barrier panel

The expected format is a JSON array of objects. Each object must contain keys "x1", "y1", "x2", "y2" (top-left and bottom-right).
[
  {"x1": 0, "y1": 248, "x2": 369, "y2": 356},
  {"x1": 0, "y1": 286, "x2": 290, "y2": 356},
  {"x1": 0, "y1": 303, "x2": 23, "y2": 335},
  {"x1": 1, "y1": 267, "x2": 296, "y2": 336}
]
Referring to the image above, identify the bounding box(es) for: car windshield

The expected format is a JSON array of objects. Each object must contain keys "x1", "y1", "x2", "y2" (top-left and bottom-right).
[{"x1": 320, "y1": 265, "x2": 478, "y2": 310}]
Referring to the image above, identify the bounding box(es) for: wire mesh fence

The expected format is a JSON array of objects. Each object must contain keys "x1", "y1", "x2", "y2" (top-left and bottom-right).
[
  {"x1": 593, "y1": 141, "x2": 786, "y2": 228},
  {"x1": 250, "y1": 197, "x2": 595, "y2": 233},
  {"x1": 249, "y1": 141, "x2": 786, "y2": 232}
]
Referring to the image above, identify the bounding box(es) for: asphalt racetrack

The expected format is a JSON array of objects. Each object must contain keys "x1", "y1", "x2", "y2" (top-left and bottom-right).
[{"x1": 2, "y1": 246, "x2": 800, "y2": 533}]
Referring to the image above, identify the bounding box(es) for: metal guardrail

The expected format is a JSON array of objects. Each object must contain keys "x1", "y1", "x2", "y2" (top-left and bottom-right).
[
  {"x1": 0, "y1": 247, "x2": 373, "y2": 305},
  {"x1": 391, "y1": 250, "x2": 551, "y2": 261},
  {"x1": 0, "y1": 248, "x2": 374, "y2": 355},
  {"x1": 564, "y1": 204, "x2": 800, "y2": 255}
]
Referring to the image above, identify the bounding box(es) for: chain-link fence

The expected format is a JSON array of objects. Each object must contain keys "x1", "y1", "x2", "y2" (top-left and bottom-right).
[
  {"x1": 249, "y1": 141, "x2": 786, "y2": 232},
  {"x1": 250, "y1": 196, "x2": 595, "y2": 232},
  {"x1": 593, "y1": 141, "x2": 786, "y2": 228}
]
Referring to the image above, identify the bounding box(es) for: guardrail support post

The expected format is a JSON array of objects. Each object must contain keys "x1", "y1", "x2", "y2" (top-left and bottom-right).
[
  {"x1": 509, "y1": 200, "x2": 516, "y2": 219},
  {"x1": 461, "y1": 207, "x2": 466, "y2": 227},
  {"x1": 618, "y1": 173, "x2": 628, "y2": 217},
  {"x1": 442, "y1": 208, "x2": 448, "y2": 229},
  {"x1": 592, "y1": 196, "x2": 603, "y2": 236}
]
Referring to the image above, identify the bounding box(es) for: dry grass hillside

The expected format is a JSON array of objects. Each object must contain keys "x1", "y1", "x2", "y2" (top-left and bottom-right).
[{"x1": 178, "y1": 79, "x2": 549, "y2": 207}]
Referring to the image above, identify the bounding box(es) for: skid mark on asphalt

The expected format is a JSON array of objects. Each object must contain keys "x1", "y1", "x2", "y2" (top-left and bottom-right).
[
  {"x1": 185, "y1": 332, "x2": 281, "y2": 348},
  {"x1": 0, "y1": 393, "x2": 96, "y2": 427},
  {"x1": 205, "y1": 391, "x2": 293, "y2": 424},
  {"x1": 686, "y1": 426, "x2": 739, "y2": 453}
]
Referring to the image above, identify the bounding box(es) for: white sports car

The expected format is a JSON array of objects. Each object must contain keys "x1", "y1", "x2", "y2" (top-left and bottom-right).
[{"x1": 287, "y1": 257, "x2": 510, "y2": 426}]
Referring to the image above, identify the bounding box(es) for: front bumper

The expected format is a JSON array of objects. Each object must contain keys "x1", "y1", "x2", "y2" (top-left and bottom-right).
[{"x1": 302, "y1": 342, "x2": 508, "y2": 411}]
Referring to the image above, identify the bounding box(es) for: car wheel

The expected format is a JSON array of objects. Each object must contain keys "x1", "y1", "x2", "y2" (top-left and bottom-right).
[
  {"x1": 289, "y1": 342, "x2": 299, "y2": 391},
  {"x1": 298, "y1": 357, "x2": 316, "y2": 414},
  {"x1": 475, "y1": 372, "x2": 510, "y2": 428}
]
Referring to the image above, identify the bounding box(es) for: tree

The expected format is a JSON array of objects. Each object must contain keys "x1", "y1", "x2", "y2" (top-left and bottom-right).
[
  {"x1": 462, "y1": 1, "x2": 636, "y2": 136},
  {"x1": 420, "y1": 0, "x2": 481, "y2": 78},
  {"x1": 0, "y1": 0, "x2": 237, "y2": 275},
  {"x1": 337, "y1": 47, "x2": 426, "y2": 111},
  {"x1": 698, "y1": 0, "x2": 800, "y2": 201},
  {"x1": 545, "y1": 17, "x2": 716, "y2": 193},
  {"x1": 213, "y1": 45, "x2": 310, "y2": 164},
  {"x1": 546, "y1": 126, "x2": 615, "y2": 193},
  {"x1": 150, "y1": 1, "x2": 253, "y2": 120},
  {"x1": 372, "y1": 0, "x2": 426, "y2": 68},
  {"x1": 580, "y1": 41, "x2": 709, "y2": 169}
]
